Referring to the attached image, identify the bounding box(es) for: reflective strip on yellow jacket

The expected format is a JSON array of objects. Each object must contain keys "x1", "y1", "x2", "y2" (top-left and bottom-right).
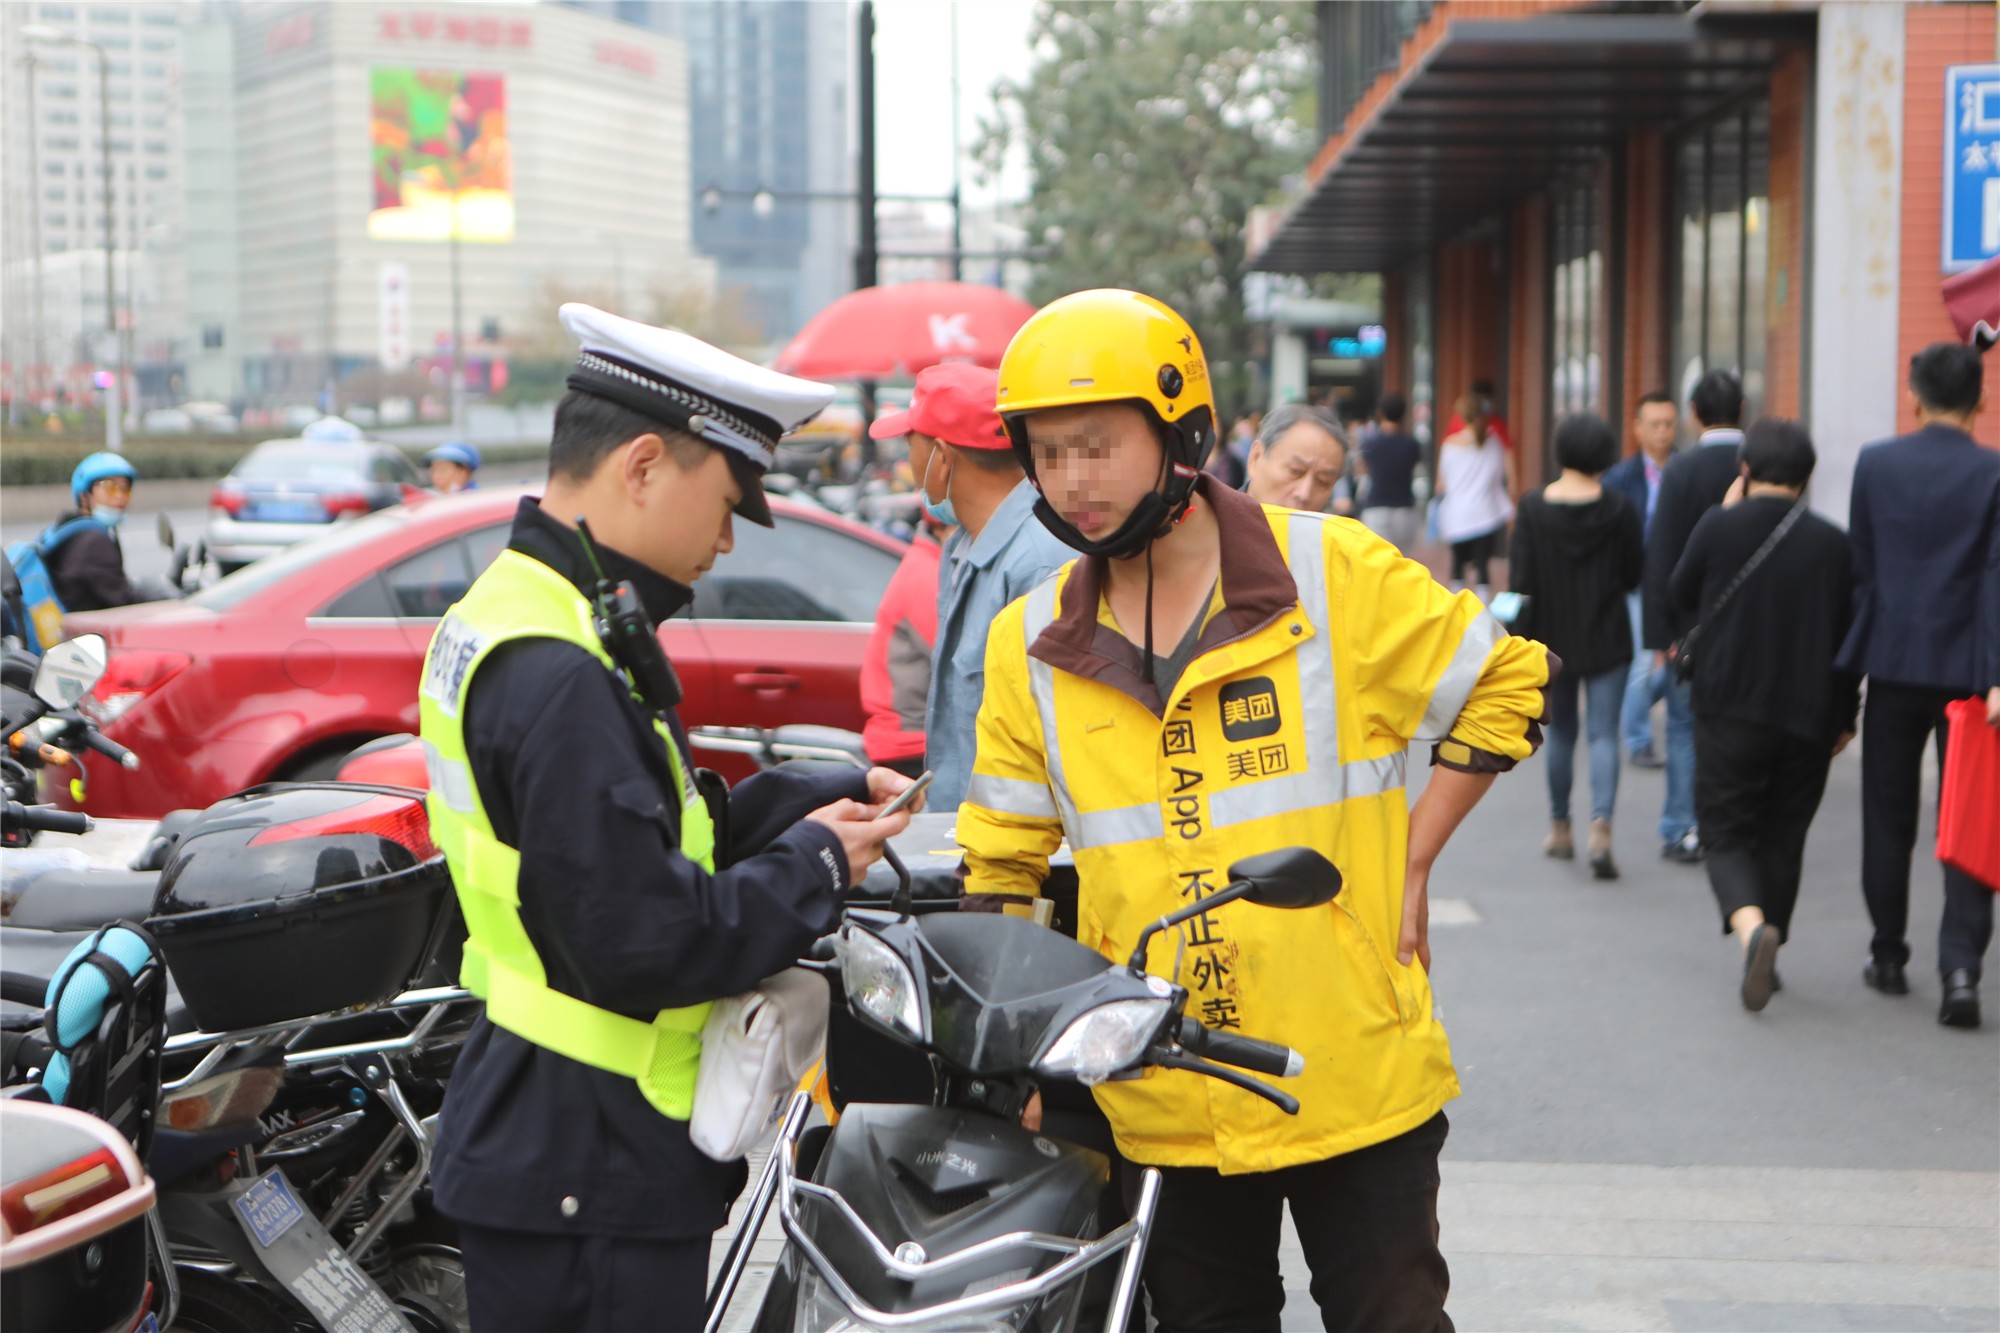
[
  {"x1": 418, "y1": 548, "x2": 717, "y2": 1120},
  {"x1": 960, "y1": 505, "x2": 1552, "y2": 1174}
]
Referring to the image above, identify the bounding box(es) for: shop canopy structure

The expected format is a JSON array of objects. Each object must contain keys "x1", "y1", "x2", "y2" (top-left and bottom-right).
[{"x1": 1253, "y1": 13, "x2": 1794, "y2": 274}]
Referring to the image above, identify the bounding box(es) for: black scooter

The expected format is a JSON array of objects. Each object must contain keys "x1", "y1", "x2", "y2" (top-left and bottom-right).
[{"x1": 706, "y1": 847, "x2": 1340, "y2": 1332}]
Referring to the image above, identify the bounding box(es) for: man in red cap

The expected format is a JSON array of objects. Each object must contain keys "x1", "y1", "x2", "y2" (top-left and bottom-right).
[{"x1": 870, "y1": 361, "x2": 1074, "y2": 808}]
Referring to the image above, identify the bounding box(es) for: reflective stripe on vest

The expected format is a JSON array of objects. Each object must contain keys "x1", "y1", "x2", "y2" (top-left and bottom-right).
[
  {"x1": 1209, "y1": 514, "x2": 1406, "y2": 828},
  {"x1": 1019, "y1": 513, "x2": 1410, "y2": 846},
  {"x1": 419, "y1": 549, "x2": 715, "y2": 1120}
]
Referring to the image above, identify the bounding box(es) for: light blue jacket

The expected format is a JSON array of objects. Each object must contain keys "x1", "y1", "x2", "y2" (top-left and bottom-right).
[{"x1": 925, "y1": 479, "x2": 1076, "y2": 808}]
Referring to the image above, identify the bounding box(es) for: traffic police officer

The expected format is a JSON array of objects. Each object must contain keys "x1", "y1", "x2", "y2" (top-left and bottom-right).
[{"x1": 419, "y1": 303, "x2": 921, "y2": 1331}]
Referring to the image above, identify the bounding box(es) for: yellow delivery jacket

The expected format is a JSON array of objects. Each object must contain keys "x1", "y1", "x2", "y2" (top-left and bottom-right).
[{"x1": 959, "y1": 479, "x2": 1553, "y2": 1174}]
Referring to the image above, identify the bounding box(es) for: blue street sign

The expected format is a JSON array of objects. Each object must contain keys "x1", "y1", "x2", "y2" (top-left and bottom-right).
[{"x1": 1946, "y1": 64, "x2": 2000, "y2": 271}]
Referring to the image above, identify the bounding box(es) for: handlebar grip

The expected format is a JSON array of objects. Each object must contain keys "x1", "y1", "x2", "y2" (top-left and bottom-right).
[
  {"x1": 1152, "y1": 1048, "x2": 1301, "y2": 1115},
  {"x1": 82, "y1": 730, "x2": 138, "y2": 770},
  {"x1": 1177, "y1": 1018, "x2": 1304, "y2": 1079},
  {"x1": 4, "y1": 802, "x2": 92, "y2": 835},
  {"x1": 1, "y1": 972, "x2": 52, "y2": 1008}
]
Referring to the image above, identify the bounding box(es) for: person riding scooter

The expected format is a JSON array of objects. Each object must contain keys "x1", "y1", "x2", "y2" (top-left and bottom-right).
[{"x1": 45, "y1": 453, "x2": 143, "y2": 613}]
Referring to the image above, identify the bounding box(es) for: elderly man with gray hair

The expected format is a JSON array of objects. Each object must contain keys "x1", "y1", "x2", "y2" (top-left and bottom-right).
[{"x1": 1242, "y1": 402, "x2": 1349, "y2": 515}]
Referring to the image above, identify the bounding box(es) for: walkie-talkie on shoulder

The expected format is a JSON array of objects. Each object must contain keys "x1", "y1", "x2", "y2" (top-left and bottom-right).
[{"x1": 574, "y1": 517, "x2": 683, "y2": 716}]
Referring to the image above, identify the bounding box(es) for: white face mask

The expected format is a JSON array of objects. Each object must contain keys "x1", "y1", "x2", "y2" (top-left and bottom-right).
[{"x1": 94, "y1": 506, "x2": 125, "y2": 529}]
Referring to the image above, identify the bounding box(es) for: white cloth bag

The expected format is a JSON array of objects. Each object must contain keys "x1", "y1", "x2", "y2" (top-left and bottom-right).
[{"x1": 688, "y1": 968, "x2": 829, "y2": 1162}]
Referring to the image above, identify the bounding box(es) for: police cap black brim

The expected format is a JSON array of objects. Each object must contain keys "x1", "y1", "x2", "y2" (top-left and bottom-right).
[{"x1": 724, "y1": 450, "x2": 774, "y2": 527}]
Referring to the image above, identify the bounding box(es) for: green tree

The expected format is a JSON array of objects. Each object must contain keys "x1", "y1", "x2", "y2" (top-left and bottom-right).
[{"x1": 977, "y1": 0, "x2": 1317, "y2": 416}]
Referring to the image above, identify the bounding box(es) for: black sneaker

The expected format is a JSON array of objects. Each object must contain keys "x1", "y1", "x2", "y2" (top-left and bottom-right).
[
  {"x1": 1660, "y1": 831, "x2": 1703, "y2": 864},
  {"x1": 1863, "y1": 960, "x2": 1910, "y2": 995},
  {"x1": 1629, "y1": 748, "x2": 1665, "y2": 769}
]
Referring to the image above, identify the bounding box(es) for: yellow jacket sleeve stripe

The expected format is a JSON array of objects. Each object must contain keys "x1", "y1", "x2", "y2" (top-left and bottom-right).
[{"x1": 960, "y1": 588, "x2": 1065, "y2": 902}]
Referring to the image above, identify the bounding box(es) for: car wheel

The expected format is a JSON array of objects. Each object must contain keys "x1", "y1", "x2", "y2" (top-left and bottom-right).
[{"x1": 279, "y1": 741, "x2": 380, "y2": 783}]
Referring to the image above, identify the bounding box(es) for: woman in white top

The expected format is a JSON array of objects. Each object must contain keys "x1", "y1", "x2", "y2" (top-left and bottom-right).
[{"x1": 1433, "y1": 391, "x2": 1515, "y2": 598}]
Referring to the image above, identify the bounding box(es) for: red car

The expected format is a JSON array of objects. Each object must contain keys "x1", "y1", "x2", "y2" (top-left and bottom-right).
[{"x1": 60, "y1": 487, "x2": 908, "y2": 819}]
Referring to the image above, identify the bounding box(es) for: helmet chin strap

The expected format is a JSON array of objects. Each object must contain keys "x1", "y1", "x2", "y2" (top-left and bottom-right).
[{"x1": 1030, "y1": 450, "x2": 1200, "y2": 687}]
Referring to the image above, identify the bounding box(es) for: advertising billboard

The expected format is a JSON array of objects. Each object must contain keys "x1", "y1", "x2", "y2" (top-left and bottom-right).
[{"x1": 368, "y1": 68, "x2": 513, "y2": 242}]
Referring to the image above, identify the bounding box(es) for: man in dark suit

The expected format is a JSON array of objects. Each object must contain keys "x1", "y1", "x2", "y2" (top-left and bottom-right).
[
  {"x1": 1642, "y1": 370, "x2": 1747, "y2": 864},
  {"x1": 1607, "y1": 391, "x2": 1679, "y2": 767},
  {"x1": 1839, "y1": 343, "x2": 2000, "y2": 1028}
]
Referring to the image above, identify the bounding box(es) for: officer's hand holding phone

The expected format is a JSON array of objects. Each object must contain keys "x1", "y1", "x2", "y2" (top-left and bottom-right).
[
  {"x1": 865, "y1": 767, "x2": 930, "y2": 817},
  {"x1": 806, "y1": 769, "x2": 926, "y2": 885}
]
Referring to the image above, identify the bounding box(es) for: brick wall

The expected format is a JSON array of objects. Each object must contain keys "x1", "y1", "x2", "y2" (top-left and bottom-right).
[
  {"x1": 1897, "y1": 2, "x2": 1998, "y2": 444},
  {"x1": 1382, "y1": 268, "x2": 1410, "y2": 398},
  {"x1": 1619, "y1": 131, "x2": 1669, "y2": 446},
  {"x1": 1509, "y1": 194, "x2": 1550, "y2": 490},
  {"x1": 1765, "y1": 45, "x2": 1813, "y2": 423},
  {"x1": 1436, "y1": 239, "x2": 1502, "y2": 430}
]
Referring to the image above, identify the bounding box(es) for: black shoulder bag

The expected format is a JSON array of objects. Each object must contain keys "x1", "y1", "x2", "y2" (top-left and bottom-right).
[{"x1": 1673, "y1": 499, "x2": 1808, "y2": 684}]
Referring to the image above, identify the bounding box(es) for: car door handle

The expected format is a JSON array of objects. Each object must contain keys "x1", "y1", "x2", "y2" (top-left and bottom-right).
[{"x1": 733, "y1": 671, "x2": 801, "y2": 693}]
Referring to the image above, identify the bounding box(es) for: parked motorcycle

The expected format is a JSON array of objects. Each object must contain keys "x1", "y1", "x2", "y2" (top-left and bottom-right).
[
  {"x1": 2, "y1": 786, "x2": 474, "y2": 1332},
  {"x1": 0, "y1": 1099, "x2": 162, "y2": 1333},
  {"x1": 3, "y1": 643, "x2": 475, "y2": 1331},
  {"x1": 705, "y1": 846, "x2": 1341, "y2": 1332},
  {"x1": 3, "y1": 635, "x2": 137, "y2": 848}
]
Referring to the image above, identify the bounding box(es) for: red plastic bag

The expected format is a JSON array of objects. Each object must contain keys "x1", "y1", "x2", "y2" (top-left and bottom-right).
[{"x1": 1938, "y1": 697, "x2": 2000, "y2": 891}]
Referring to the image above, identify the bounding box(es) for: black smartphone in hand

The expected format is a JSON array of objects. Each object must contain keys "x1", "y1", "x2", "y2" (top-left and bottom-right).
[{"x1": 876, "y1": 770, "x2": 933, "y2": 819}]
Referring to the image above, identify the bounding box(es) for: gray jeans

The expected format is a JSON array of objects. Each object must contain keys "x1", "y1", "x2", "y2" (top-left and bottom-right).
[{"x1": 1361, "y1": 505, "x2": 1421, "y2": 554}]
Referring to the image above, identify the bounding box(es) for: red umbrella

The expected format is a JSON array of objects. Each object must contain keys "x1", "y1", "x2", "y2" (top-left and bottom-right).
[
  {"x1": 1942, "y1": 256, "x2": 2000, "y2": 350},
  {"x1": 773, "y1": 282, "x2": 1039, "y2": 380}
]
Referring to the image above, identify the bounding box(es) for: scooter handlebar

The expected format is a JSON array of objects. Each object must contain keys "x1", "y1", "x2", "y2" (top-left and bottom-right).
[
  {"x1": 1175, "y1": 1018, "x2": 1304, "y2": 1079},
  {"x1": 1151, "y1": 1047, "x2": 1301, "y2": 1115},
  {"x1": 3, "y1": 802, "x2": 92, "y2": 836},
  {"x1": 80, "y1": 729, "x2": 138, "y2": 770}
]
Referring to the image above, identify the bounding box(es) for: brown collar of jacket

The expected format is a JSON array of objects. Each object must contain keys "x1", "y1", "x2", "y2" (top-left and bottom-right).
[{"x1": 1027, "y1": 474, "x2": 1302, "y2": 716}]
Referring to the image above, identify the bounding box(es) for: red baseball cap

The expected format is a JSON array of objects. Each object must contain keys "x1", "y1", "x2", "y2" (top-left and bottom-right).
[{"x1": 867, "y1": 362, "x2": 1010, "y2": 450}]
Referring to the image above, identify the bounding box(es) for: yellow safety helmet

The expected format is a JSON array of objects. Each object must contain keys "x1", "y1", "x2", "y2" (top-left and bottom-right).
[{"x1": 997, "y1": 289, "x2": 1216, "y2": 557}]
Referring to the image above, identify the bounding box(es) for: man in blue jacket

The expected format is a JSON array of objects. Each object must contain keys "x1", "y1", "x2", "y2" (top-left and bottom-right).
[
  {"x1": 1839, "y1": 343, "x2": 2000, "y2": 1028},
  {"x1": 1605, "y1": 391, "x2": 1678, "y2": 767}
]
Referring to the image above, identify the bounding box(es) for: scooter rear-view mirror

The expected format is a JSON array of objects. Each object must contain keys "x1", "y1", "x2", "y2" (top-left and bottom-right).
[
  {"x1": 1127, "y1": 847, "x2": 1343, "y2": 973},
  {"x1": 33, "y1": 634, "x2": 108, "y2": 709},
  {"x1": 1224, "y1": 848, "x2": 1343, "y2": 911}
]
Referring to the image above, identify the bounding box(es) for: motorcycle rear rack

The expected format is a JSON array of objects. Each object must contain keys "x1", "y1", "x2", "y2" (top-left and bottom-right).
[
  {"x1": 159, "y1": 986, "x2": 464, "y2": 1267},
  {"x1": 704, "y1": 1092, "x2": 1160, "y2": 1333},
  {"x1": 161, "y1": 986, "x2": 473, "y2": 1084}
]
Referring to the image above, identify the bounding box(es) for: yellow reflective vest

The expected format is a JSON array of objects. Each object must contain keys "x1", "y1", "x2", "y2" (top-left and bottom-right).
[
  {"x1": 960, "y1": 487, "x2": 1553, "y2": 1174},
  {"x1": 419, "y1": 549, "x2": 717, "y2": 1120}
]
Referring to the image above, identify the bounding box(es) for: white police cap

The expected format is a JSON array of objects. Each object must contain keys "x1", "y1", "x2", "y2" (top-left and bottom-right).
[{"x1": 560, "y1": 303, "x2": 835, "y2": 526}]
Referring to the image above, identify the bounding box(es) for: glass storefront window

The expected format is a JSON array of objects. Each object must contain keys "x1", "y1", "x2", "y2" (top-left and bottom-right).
[
  {"x1": 1549, "y1": 177, "x2": 1603, "y2": 425},
  {"x1": 1671, "y1": 98, "x2": 1771, "y2": 426},
  {"x1": 1405, "y1": 256, "x2": 1435, "y2": 447}
]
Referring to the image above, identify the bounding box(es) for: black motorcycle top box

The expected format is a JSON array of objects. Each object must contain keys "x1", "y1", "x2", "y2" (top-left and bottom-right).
[{"x1": 145, "y1": 783, "x2": 452, "y2": 1032}]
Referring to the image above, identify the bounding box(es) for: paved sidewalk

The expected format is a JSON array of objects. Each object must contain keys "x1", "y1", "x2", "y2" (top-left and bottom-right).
[{"x1": 709, "y1": 733, "x2": 1998, "y2": 1331}]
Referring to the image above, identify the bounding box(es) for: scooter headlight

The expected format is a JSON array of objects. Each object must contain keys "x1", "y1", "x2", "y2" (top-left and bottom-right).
[
  {"x1": 839, "y1": 928, "x2": 922, "y2": 1039},
  {"x1": 1035, "y1": 999, "x2": 1171, "y2": 1085}
]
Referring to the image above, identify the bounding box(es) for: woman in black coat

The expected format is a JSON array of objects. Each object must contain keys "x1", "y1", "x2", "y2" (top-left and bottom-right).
[{"x1": 1508, "y1": 415, "x2": 1645, "y2": 879}]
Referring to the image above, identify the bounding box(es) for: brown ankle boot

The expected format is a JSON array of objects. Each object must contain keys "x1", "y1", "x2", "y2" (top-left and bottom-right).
[
  {"x1": 1544, "y1": 819, "x2": 1574, "y2": 860},
  {"x1": 1589, "y1": 817, "x2": 1619, "y2": 880}
]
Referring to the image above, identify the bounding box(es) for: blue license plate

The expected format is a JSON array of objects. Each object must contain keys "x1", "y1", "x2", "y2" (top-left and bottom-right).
[
  {"x1": 232, "y1": 1172, "x2": 306, "y2": 1248},
  {"x1": 247, "y1": 502, "x2": 326, "y2": 524}
]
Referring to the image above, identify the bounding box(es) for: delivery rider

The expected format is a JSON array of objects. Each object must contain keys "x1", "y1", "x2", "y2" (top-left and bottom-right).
[
  {"x1": 959, "y1": 289, "x2": 1556, "y2": 1332},
  {"x1": 418, "y1": 303, "x2": 921, "y2": 1331}
]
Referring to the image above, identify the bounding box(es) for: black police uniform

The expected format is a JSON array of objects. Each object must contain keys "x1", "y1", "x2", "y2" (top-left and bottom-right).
[{"x1": 433, "y1": 497, "x2": 867, "y2": 1331}]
